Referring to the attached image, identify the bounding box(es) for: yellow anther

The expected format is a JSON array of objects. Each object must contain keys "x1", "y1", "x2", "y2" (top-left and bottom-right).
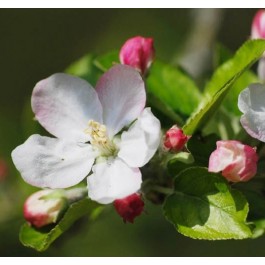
[{"x1": 85, "y1": 120, "x2": 116, "y2": 156}]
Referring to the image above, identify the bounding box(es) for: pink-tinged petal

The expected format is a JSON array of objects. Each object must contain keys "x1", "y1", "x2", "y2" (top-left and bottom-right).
[
  {"x1": 238, "y1": 84, "x2": 265, "y2": 142},
  {"x1": 96, "y1": 65, "x2": 146, "y2": 138},
  {"x1": 222, "y1": 162, "x2": 242, "y2": 182},
  {"x1": 118, "y1": 108, "x2": 161, "y2": 167},
  {"x1": 208, "y1": 140, "x2": 258, "y2": 182},
  {"x1": 24, "y1": 189, "x2": 67, "y2": 228},
  {"x1": 251, "y1": 10, "x2": 265, "y2": 39},
  {"x1": 208, "y1": 144, "x2": 235, "y2": 173},
  {"x1": 119, "y1": 36, "x2": 155, "y2": 75},
  {"x1": 32, "y1": 73, "x2": 103, "y2": 143},
  {"x1": 11, "y1": 134, "x2": 96, "y2": 189},
  {"x1": 87, "y1": 158, "x2": 142, "y2": 204},
  {"x1": 239, "y1": 145, "x2": 258, "y2": 181}
]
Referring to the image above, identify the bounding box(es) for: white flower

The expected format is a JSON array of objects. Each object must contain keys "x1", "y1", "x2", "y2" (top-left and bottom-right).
[
  {"x1": 238, "y1": 83, "x2": 265, "y2": 142},
  {"x1": 12, "y1": 65, "x2": 161, "y2": 204}
]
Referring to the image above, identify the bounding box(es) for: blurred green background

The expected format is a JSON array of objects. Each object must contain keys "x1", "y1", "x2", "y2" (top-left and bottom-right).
[{"x1": 0, "y1": 8, "x2": 264, "y2": 257}]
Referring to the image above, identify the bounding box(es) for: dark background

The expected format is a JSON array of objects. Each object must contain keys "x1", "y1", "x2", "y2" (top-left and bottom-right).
[{"x1": 0, "y1": 9, "x2": 264, "y2": 257}]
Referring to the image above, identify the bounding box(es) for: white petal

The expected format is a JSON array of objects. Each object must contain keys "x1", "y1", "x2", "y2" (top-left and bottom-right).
[
  {"x1": 118, "y1": 108, "x2": 161, "y2": 167},
  {"x1": 32, "y1": 73, "x2": 103, "y2": 142},
  {"x1": 11, "y1": 134, "x2": 96, "y2": 189},
  {"x1": 96, "y1": 65, "x2": 146, "y2": 138},
  {"x1": 238, "y1": 84, "x2": 265, "y2": 142},
  {"x1": 87, "y1": 158, "x2": 142, "y2": 204}
]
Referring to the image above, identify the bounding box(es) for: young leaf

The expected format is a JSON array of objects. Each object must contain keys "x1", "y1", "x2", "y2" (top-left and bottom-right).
[
  {"x1": 252, "y1": 220, "x2": 265, "y2": 239},
  {"x1": 187, "y1": 134, "x2": 219, "y2": 166},
  {"x1": 214, "y1": 44, "x2": 258, "y2": 116},
  {"x1": 94, "y1": 51, "x2": 119, "y2": 72},
  {"x1": 183, "y1": 39, "x2": 265, "y2": 135},
  {"x1": 163, "y1": 167, "x2": 252, "y2": 240},
  {"x1": 235, "y1": 177, "x2": 265, "y2": 212},
  {"x1": 147, "y1": 60, "x2": 202, "y2": 117},
  {"x1": 147, "y1": 91, "x2": 184, "y2": 126},
  {"x1": 213, "y1": 43, "x2": 232, "y2": 68},
  {"x1": 65, "y1": 54, "x2": 102, "y2": 86},
  {"x1": 167, "y1": 134, "x2": 219, "y2": 177},
  {"x1": 223, "y1": 69, "x2": 258, "y2": 116},
  {"x1": 19, "y1": 198, "x2": 103, "y2": 252}
]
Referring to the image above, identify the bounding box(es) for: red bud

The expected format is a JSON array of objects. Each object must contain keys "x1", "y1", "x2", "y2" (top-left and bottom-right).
[{"x1": 114, "y1": 193, "x2": 144, "y2": 223}]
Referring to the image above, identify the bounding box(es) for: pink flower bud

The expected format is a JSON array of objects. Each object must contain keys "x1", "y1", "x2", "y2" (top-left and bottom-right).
[
  {"x1": 208, "y1": 140, "x2": 258, "y2": 182},
  {"x1": 163, "y1": 126, "x2": 190, "y2": 152},
  {"x1": 119, "y1": 36, "x2": 155, "y2": 75},
  {"x1": 24, "y1": 189, "x2": 68, "y2": 228},
  {"x1": 251, "y1": 10, "x2": 265, "y2": 39},
  {"x1": 114, "y1": 193, "x2": 144, "y2": 223}
]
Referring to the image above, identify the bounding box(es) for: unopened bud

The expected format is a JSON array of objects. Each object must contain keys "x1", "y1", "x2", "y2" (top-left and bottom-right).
[
  {"x1": 251, "y1": 10, "x2": 265, "y2": 81},
  {"x1": 119, "y1": 36, "x2": 155, "y2": 75},
  {"x1": 163, "y1": 126, "x2": 190, "y2": 152},
  {"x1": 24, "y1": 189, "x2": 68, "y2": 228},
  {"x1": 208, "y1": 140, "x2": 258, "y2": 182},
  {"x1": 251, "y1": 10, "x2": 265, "y2": 39},
  {"x1": 114, "y1": 193, "x2": 144, "y2": 223}
]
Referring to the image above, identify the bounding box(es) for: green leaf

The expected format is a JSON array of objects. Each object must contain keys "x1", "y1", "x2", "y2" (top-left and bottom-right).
[
  {"x1": 213, "y1": 44, "x2": 259, "y2": 116},
  {"x1": 252, "y1": 220, "x2": 265, "y2": 239},
  {"x1": 183, "y1": 39, "x2": 265, "y2": 135},
  {"x1": 202, "y1": 108, "x2": 241, "y2": 140},
  {"x1": 94, "y1": 51, "x2": 119, "y2": 72},
  {"x1": 146, "y1": 60, "x2": 202, "y2": 117},
  {"x1": 236, "y1": 182, "x2": 265, "y2": 239},
  {"x1": 167, "y1": 134, "x2": 219, "y2": 177},
  {"x1": 204, "y1": 40, "x2": 264, "y2": 97},
  {"x1": 235, "y1": 179, "x2": 265, "y2": 221},
  {"x1": 147, "y1": 92, "x2": 184, "y2": 125},
  {"x1": 187, "y1": 134, "x2": 219, "y2": 166},
  {"x1": 163, "y1": 167, "x2": 252, "y2": 240},
  {"x1": 65, "y1": 54, "x2": 102, "y2": 86},
  {"x1": 240, "y1": 190, "x2": 265, "y2": 221},
  {"x1": 213, "y1": 43, "x2": 232, "y2": 68},
  {"x1": 167, "y1": 152, "x2": 194, "y2": 178},
  {"x1": 223, "y1": 71, "x2": 258, "y2": 116},
  {"x1": 19, "y1": 198, "x2": 103, "y2": 252}
]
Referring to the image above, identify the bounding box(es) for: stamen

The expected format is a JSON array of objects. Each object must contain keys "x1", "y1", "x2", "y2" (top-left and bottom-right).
[{"x1": 85, "y1": 120, "x2": 116, "y2": 156}]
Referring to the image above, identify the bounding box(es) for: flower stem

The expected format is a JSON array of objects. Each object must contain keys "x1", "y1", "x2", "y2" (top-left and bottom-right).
[{"x1": 151, "y1": 185, "x2": 173, "y2": 195}]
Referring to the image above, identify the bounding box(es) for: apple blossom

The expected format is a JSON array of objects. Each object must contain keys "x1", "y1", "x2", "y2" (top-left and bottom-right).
[
  {"x1": 119, "y1": 36, "x2": 155, "y2": 75},
  {"x1": 238, "y1": 83, "x2": 265, "y2": 142},
  {"x1": 163, "y1": 125, "x2": 190, "y2": 152},
  {"x1": 208, "y1": 140, "x2": 258, "y2": 182},
  {"x1": 114, "y1": 193, "x2": 144, "y2": 223},
  {"x1": 24, "y1": 189, "x2": 68, "y2": 228},
  {"x1": 12, "y1": 65, "x2": 161, "y2": 204}
]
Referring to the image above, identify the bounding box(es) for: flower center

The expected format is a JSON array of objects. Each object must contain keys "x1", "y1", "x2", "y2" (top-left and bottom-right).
[{"x1": 85, "y1": 120, "x2": 116, "y2": 156}]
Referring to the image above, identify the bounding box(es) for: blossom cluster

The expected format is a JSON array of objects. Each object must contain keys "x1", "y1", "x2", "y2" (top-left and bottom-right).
[{"x1": 11, "y1": 11, "x2": 265, "y2": 229}]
